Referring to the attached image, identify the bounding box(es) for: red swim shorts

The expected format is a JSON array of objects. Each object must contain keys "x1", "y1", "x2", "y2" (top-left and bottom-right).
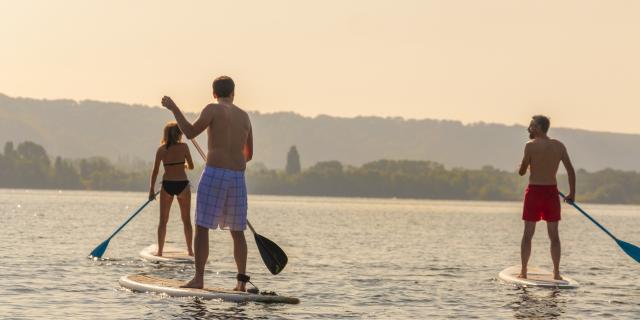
[{"x1": 522, "y1": 185, "x2": 561, "y2": 222}]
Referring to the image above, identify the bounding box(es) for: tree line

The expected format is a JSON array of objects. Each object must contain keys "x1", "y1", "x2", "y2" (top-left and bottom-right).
[
  {"x1": 251, "y1": 159, "x2": 640, "y2": 204},
  {"x1": 2, "y1": 141, "x2": 640, "y2": 204},
  {"x1": 0, "y1": 141, "x2": 149, "y2": 191}
]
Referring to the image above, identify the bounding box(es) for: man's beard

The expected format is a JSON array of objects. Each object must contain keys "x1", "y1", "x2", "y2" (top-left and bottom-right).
[{"x1": 529, "y1": 132, "x2": 535, "y2": 139}]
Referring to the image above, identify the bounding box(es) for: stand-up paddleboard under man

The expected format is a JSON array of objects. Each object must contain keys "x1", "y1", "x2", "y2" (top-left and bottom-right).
[
  {"x1": 498, "y1": 265, "x2": 579, "y2": 289},
  {"x1": 510, "y1": 115, "x2": 577, "y2": 283},
  {"x1": 160, "y1": 76, "x2": 272, "y2": 292},
  {"x1": 119, "y1": 274, "x2": 299, "y2": 304}
]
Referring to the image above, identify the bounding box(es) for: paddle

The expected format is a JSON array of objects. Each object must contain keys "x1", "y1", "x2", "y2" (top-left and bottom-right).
[
  {"x1": 89, "y1": 191, "x2": 160, "y2": 259},
  {"x1": 190, "y1": 139, "x2": 288, "y2": 274},
  {"x1": 560, "y1": 191, "x2": 640, "y2": 263}
]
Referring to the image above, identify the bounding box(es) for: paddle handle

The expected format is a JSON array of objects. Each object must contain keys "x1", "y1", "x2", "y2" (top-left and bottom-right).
[
  {"x1": 191, "y1": 139, "x2": 207, "y2": 160},
  {"x1": 246, "y1": 220, "x2": 257, "y2": 235},
  {"x1": 107, "y1": 191, "x2": 160, "y2": 241},
  {"x1": 559, "y1": 191, "x2": 618, "y2": 241},
  {"x1": 190, "y1": 139, "x2": 256, "y2": 234}
]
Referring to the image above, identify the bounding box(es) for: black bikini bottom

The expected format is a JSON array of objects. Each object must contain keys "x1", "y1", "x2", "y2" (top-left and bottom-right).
[{"x1": 162, "y1": 180, "x2": 189, "y2": 196}]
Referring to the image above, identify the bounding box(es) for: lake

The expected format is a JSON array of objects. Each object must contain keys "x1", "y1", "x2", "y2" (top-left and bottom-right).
[{"x1": 0, "y1": 189, "x2": 638, "y2": 319}]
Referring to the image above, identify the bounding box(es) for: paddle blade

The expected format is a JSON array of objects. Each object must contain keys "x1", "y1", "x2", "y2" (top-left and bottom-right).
[
  {"x1": 616, "y1": 239, "x2": 640, "y2": 263},
  {"x1": 89, "y1": 239, "x2": 110, "y2": 259},
  {"x1": 254, "y1": 233, "x2": 288, "y2": 275}
]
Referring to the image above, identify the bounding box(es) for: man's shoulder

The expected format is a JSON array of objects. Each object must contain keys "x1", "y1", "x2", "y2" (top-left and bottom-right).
[
  {"x1": 203, "y1": 103, "x2": 221, "y2": 111},
  {"x1": 231, "y1": 103, "x2": 248, "y2": 114},
  {"x1": 550, "y1": 139, "x2": 567, "y2": 153},
  {"x1": 549, "y1": 138, "x2": 566, "y2": 147},
  {"x1": 230, "y1": 104, "x2": 251, "y2": 123},
  {"x1": 206, "y1": 103, "x2": 247, "y2": 113}
]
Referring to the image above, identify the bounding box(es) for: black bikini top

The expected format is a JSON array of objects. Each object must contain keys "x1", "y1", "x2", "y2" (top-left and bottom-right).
[{"x1": 164, "y1": 160, "x2": 185, "y2": 167}]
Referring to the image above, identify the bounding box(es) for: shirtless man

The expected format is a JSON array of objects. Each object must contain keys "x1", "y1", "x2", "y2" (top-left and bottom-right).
[
  {"x1": 518, "y1": 115, "x2": 575, "y2": 280},
  {"x1": 161, "y1": 76, "x2": 254, "y2": 291}
]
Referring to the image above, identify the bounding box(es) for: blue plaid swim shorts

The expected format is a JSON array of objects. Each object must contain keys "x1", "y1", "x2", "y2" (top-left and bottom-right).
[{"x1": 195, "y1": 166, "x2": 248, "y2": 231}]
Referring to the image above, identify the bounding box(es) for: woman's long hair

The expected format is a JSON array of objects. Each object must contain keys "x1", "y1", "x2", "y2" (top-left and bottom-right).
[{"x1": 161, "y1": 122, "x2": 182, "y2": 149}]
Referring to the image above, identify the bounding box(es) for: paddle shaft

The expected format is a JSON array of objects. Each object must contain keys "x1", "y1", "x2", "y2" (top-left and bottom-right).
[
  {"x1": 189, "y1": 139, "x2": 258, "y2": 234},
  {"x1": 559, "y1": 191, "x2": 617, "y2": 241},
  {"x1": 107, "y1": 191, "x2": 160, "y2": 241}
]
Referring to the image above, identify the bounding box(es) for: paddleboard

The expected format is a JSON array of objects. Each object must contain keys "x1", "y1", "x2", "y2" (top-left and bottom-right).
[
  {"x1": 498, "y1": 265, "x2": 579, "y2": 289},
  {"x1": 139, "y1": 244, "x2": 194, "y2": 263},
  {"x1": 119, "y1": 274, "x2": 300, "y2": 304}
]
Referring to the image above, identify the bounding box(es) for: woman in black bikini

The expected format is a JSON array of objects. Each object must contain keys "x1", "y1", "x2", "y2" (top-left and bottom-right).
[{"x1": 149, "y1": 122, "x2": 195, "y2": 256}]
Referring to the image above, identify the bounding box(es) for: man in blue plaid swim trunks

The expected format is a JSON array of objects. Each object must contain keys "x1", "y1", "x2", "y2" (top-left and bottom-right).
[{"x1": 161, "y1": 76, "x2": 254, "y2": 292}]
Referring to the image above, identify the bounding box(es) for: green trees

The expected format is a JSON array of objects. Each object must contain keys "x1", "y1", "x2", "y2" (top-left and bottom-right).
[
  {"x1": 247, "y1": 160, "x2": 524, "y2": 200},
  {"x1": 247, "y1": 158, "x2": 640, "y2": 204},
  {"x1": 16, "y1": 141, "x2": 51, "y2": 188},
  {"x1": 4, "y1": 140, "x2": 640, "y2": 204},
  {"x1": 0, "y1": 141, "x2": 51, "y2": 188},
  {"x1": 0, "y1": 142, "x2": 17, "y2": 186},
  {"x1": 0, "y1": 141, "x2": 149, "y2": 191},
  {"x1": 285, "y1": 146, "x2": 301, "y2": 175},
  {"x1": 52, "y1": 156, "x2": 83, "y2": 189}
]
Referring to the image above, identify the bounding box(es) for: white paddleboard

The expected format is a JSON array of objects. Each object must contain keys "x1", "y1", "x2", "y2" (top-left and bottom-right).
[
  {"x1": 119, "y1": 274, "x2": 300, "y2": 304},
  {"x1": 498, "y1": 265, "x2": 579, "y2": 289},
  {"x1": 139, "y1": 244, "x2": 194, "y2": 263}
]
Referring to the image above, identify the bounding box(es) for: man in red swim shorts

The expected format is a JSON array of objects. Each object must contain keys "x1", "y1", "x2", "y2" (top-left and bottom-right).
[{"x1": 518, "y1": 115, "x2": 576, "y2": 280}]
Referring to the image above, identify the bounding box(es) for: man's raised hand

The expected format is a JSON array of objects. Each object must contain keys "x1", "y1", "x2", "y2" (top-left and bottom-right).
[{"x1": 161, "y1": 96, "x2": 178, "y2": 111}]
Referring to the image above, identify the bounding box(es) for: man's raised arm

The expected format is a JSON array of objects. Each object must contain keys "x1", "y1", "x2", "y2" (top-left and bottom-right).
[{"x1": 161, "y1": 96, "x2": 212, "y2": 139}]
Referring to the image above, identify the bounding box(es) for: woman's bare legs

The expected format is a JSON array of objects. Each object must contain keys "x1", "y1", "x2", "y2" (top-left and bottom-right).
[
  {"x1": 157, "y1": 189, "x2": 173, "y2": 256},
  {"x1": 177, "y1": 187, "x2": 194, "y2": 256}
]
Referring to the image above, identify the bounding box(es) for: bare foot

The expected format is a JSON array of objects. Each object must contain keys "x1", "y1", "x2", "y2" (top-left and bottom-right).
[
  {"x1": 518, "y1": 270, "x2": 527, "y2": 279},
  {"x1": 233, "y1": 281, "x2": 246, "y2": 292},
  {"x1": 188, "y1": 251, "x2": 194, "y2": 257},
  {"x1": 553, "y1": 273, "x2": 563, "y2": 280},
  {"x1": 154, "y1": 251, "x2": 163, "y2": 257},
  {"x1": 181, "y1": 277, "x2": 204, "y2": 289}
]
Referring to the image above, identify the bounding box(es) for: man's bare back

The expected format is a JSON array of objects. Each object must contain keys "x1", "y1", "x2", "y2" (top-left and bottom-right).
[
  {"x1": 520, "y1": 138, "x2": 568, "y2": 185},
  {"x1": 204, "y1": 103, "x2": 252, "y2": 171}
]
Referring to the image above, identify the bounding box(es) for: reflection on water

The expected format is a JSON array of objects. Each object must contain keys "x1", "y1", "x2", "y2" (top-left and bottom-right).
[
  {"x1": 177, "y1": 300, "x2": 248, "y2": 320},
  {"x1": 511, "y1": 288, "x2": 566, "y2": 319},
  {"x1": 176, "y1": 297, "x2": 293, "y2": 319},
  {"x1": 0, "y1": 190, "x2": 638, "y2": 319}
]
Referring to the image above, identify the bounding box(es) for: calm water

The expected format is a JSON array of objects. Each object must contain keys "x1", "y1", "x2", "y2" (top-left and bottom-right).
[{"x1": 0, "y1": 189, "x2": 638, "y2": 319}]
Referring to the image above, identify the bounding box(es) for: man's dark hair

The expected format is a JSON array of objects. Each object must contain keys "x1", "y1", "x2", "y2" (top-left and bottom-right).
[
  {"x1": 212, "y1": 76, "x2": 235, "y2": 98},
  {"x1": 532, "y1": 115, "x2": 550, "y2": 133}
]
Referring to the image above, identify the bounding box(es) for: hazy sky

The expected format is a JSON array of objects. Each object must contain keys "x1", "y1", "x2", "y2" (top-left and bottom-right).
[{"x1": 2, "y1": 1, "x2": 640, "y2": 133}]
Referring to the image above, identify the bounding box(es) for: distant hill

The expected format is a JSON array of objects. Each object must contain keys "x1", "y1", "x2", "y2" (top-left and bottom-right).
[{"x1": 1, "y1": 93, "x2": 639, "y2": 171}]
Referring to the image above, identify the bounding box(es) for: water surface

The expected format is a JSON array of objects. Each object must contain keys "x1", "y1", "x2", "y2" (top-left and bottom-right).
[{"x1": 0, "y1": 190, "x2": 638, "y2": 319}]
